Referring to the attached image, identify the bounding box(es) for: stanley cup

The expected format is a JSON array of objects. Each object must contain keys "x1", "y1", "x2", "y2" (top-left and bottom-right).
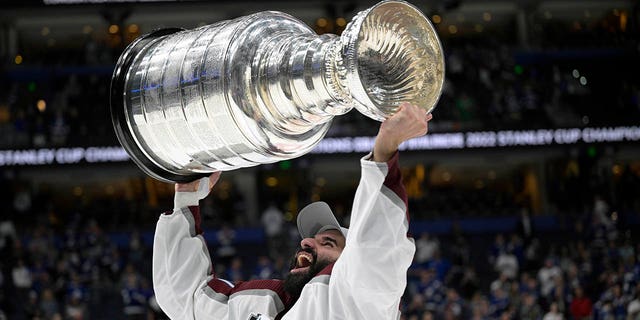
[{"x1": 110, "y1": 0, "x2": 445, "y2": 183}]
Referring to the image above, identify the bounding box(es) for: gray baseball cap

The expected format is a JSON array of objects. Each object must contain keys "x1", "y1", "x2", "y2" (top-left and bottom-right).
[{"x1": 297, "y1": 201, "x2": 348, "y2": 239}]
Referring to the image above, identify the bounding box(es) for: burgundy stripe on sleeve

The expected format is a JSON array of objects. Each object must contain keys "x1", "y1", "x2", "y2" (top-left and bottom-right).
[
  {"x1": 206, "y1": 279, "x2": 295, "y2": 309},
  {"x1": 162, "y1": 206, "x2": 203, "y2": 235},
  {"x1": 382, "y1": 151, "x2": 409, "y2": 220},
  {"x1": 188, "y1": 205, "x2": 203, "y2": 235},
  {"x1": 207, "y1": 278, "x2": 234, "y2": 296},
  {"x1": 234, "y1": 280, "x2": 295, "y2": 308}
]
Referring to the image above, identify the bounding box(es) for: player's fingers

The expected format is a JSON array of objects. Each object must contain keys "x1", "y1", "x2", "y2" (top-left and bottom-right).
[{"x1": 209, "y1": 171, "x2": 222, "y2": 188}]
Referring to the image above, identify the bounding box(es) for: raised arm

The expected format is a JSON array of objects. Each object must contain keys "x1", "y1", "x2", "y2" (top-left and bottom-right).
[
  {"x1": 330, "y1": 103, "x2": 432, "y2": 318},
  {"x1": 373, "y1": 102, "x2": 432, "y2": 162},
  {"x1": 152, "y1": 173, "x2": 232, "y2": 320}
]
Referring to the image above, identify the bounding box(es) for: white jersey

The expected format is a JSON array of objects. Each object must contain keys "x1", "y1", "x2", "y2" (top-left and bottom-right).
[{"x1": 152, "y1": 152, "x2": 416, "y2": 319}]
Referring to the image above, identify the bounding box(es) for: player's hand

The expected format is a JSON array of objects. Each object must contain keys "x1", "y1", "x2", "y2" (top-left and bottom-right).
[
  {"x1": 175, "y1": 172, "x2": 221, "y2": 199},
  {"x1": 373, "y1": 103, "x2": 432, "y2": 162}
]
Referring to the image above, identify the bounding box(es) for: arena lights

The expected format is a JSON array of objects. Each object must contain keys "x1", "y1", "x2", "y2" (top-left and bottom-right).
[
  {"x1": 0, "y1": 126, "x2": 639, "y2": 167},
  {"x1": 36, "y1": 99, "x2": 47, "y2": 112},
  {"x1": 108, "y1": 24, "x2": 119, "y2": 34}
]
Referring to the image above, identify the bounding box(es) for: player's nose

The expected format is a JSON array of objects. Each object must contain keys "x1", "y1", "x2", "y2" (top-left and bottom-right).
[{"x1": 300, "y1": 237, "x2": 316, "y2": 249}]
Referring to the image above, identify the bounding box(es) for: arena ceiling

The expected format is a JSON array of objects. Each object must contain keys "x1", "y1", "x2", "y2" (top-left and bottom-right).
[{"x1": 1, "y1": 0, "x2": 635, "y2": 49}]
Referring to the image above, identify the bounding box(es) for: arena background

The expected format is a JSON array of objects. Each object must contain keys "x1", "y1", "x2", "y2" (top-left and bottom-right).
[{"x1": 0, "y1": 0, "x2": 639, "y2": 319}]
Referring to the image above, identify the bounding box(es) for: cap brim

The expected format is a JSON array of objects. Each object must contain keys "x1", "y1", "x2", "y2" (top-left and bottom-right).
[{"x1": 297, "y1": 201, "x2": 348, "y2": 238}]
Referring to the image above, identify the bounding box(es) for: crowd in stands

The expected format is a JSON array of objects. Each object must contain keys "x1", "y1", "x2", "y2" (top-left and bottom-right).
[
  {"x1": 0, "y1": 73, "x2": 113, "y2": 149},
  {"x1": 1, "y1": 26, "x2": 639, "y2": 148},
  {"x1": 0, "y1": 182, "x2": 638, "y2": 320},
  {"x1": 402, "y1": 211, "x2": 640, "y2": 319}
]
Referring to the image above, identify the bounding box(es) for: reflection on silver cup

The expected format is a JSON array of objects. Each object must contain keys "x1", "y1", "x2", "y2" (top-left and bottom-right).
[{"x1": 110, "y1": 0, "x2": 445, "y2": 182}]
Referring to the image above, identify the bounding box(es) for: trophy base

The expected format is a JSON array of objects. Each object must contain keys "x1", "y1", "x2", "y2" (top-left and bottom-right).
[{"x1": 110, "y1": 28, "x2": 209, "y2": 183}]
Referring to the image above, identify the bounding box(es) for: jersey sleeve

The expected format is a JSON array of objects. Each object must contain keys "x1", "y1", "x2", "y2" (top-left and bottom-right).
[
  {"x1": 152, "y1": 192, "x2": 233, "y2": 320},
  {"x1": 329, "y1": 151, "x2": 416, "y2": 318},
  {"x1": 153, "y1": 193, "x2": 291, "y2": 320}
]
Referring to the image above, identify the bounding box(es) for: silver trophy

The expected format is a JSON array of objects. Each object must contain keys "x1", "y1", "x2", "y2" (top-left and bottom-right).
[{"x1": 110, "y1": 0, "x2": 445, "y2": 183}]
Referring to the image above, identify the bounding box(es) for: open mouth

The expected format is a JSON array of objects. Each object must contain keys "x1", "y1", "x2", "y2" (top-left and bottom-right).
[{"x1": 291, "y1": 250, "x2": 314, "y2": 273}]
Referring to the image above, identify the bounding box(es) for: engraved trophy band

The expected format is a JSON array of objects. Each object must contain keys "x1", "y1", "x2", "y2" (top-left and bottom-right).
[{"x1": 110, "y1": 0, "x2": 445, "y2": 182}]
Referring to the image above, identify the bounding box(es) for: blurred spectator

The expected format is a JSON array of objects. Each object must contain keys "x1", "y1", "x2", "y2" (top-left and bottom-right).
[
  {"x1": 452, "y1": 266, "x2": 479, "y2": 300},
  {"x1": 516, "y1": 207, "x2": 535, "y2": 248},
  {"x1": 260, "y1": 255, "x2": 288, "y2": 280},
  {"x1": 403, "y1": 293, "x2": 426, "y2": 319},
  {"x1": 12, "y1": 185, "x2": 32, "y2": 215},
  {"x1": 421, "y1": 311, "x2": 434, "y2": 320},
  {"x1": 596, "y1": 283, "x2": 630, "y2": 319},
  {"x1": 415, "y1": 232, "x2": 440, "y2": 266},
  {"x1": 469, "y1": 293, "x2": 490, "y2": 320},
  {"x1": 570, "y1": 286, "x2": 593, "y2": 320},
  {"x1": 520, "y1": 272, "x2": 539, "y2": 297},
  {"x1": 523, "y1": 238, "x2": 543, "y2": 272},
  {"x1": 253, "y1": 256, "x2": 275, "y2": 280},
  {"x1": 442, "y1": 288, "x2": 468, "y2": 319},
  {"x1": 548, "y1": 274, "x2": 570, "y2": 314},
  {"x1": 127, "y1": 231, "x2": 145, "y2": 269},
  {"x1": 508, "y1": 278, "x2": 523, "y2": 312},
  {"x1": 489, "y1": 234, "x2": 507, "y2": 267},
  {"x1": 23, "y1": 290, "x2": 42, "y2": 319},
  {"x1": 593, "y1": 194, "x2": 612, "y2": 229},
  {"x1": 49, "y1": 109, "x2": 70, "y2": 146},
  {"x1": 0, "y1": 221, "x2": 17, "y2": 250},
  {"x1": 39, "y1": 288, "x2": 60, "y2": 319},
  {"x1": 542, "y1": 301, "x2": 565, "y2": 320},
  {"x1": 628, "y1": 291, "x2": 640, "y2": 320},
  {"x1": 519, "y1": 292, "x2": 543, "y2": 320},
  {"x1": 224, "y1": 257, "x2": 245, "y2": 283},
  {"x1": 490, "y1": 272, "x2": 512, "y2": 295},
  {"x1": 538, "y1": 258, "x2": 562, "y2": 297},
  {"x1": 121, "y1": 272, "x2": 150, "y2": 320},
  {"x1": 564, "y1": 262, "x2": 582, "y2": 292},
  {"x1": 12, "y1": 259, "x2": 32, "y2": 302},
  {"x1": 261, "y1": 202, "x2": 285, "y2": 259},
  {"x1": 449, "y1": 230, "x2": 470, "y2": 268},
  {"x1": 488, "y1": 286, "x2": 510, "y2": 318},
  {"x1": 495, "y1": 249, "x2": 519, "y2": 280},
  {"x1": 412, "y1": 268, "x2": 446, "y2": 313},
  {"x1": 64, "y1": 290, "x2": 87, "y2": 320},
  {"x1": 216, "y1": 224, "x2": 237, "y2": 266}
]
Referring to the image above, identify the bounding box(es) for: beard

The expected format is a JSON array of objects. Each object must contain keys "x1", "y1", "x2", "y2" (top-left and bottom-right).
[{"x1": 282, "y1": 248, "x2": 332, "y2": 297}]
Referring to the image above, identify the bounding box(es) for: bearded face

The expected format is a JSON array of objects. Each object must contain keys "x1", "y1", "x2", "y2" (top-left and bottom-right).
[
  {"x1": 282, "y1": 230, "x2": 345, "y2": 297},
  {"x1": 282, "y1": 248, "x2": 332, "y2": 297}
]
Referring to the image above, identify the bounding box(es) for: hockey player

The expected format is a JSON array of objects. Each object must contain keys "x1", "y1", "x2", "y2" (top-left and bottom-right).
[{"x1": 153, "y1": 103, "x2": 432, "y2": 319}]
